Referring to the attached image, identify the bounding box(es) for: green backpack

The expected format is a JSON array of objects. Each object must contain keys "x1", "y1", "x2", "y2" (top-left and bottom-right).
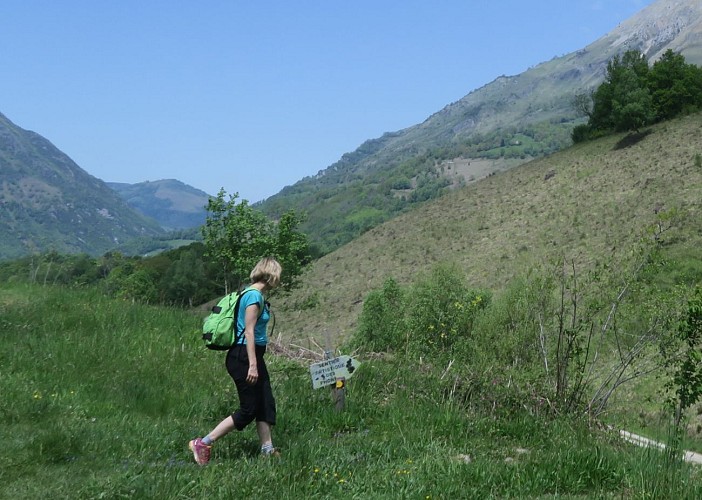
[{"x1": 201, "y1": 287, "x2": 262, "y2": 350}]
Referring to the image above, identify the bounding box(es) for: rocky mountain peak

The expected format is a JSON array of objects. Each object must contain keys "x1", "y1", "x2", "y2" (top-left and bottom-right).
[{"x1": 603, "y1": 0, "x2": 702, "y2": 60}]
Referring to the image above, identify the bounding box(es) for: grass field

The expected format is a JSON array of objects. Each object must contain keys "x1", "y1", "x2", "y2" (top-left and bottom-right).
[{"x1": 2, "y1": 283, "x2": 701, "y2": 499}]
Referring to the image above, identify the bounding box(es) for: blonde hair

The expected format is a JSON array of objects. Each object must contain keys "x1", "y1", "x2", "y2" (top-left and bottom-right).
[{"x1": 250, "y1": 257, "x2": 282, "y2": 288}]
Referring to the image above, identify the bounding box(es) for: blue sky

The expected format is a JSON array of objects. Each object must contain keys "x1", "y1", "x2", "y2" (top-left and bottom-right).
[{"x1": 1, "y1": 0, "x2": 654, "y2": 203}]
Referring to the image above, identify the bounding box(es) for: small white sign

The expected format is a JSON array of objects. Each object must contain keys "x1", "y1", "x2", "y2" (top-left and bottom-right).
[{"x1": 309, "y1": 355, "x2": 361, "y2": 389}]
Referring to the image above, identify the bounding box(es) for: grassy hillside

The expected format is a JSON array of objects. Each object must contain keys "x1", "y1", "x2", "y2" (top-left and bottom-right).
[
  {"x1": 275, "y1": 113, "x2": 702, "y2": 348},
  {"x1": 2, "y1": 284, "x2": 701, "y2": 498}
]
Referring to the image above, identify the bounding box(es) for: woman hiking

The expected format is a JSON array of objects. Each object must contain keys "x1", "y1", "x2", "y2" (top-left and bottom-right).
[{"x1": 189, "y1": 256, "x2": 282, "y2": 464}]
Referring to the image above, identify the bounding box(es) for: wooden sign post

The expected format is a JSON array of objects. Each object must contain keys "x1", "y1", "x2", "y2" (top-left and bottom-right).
[
  {"x1": 325, "y1": 349, "x2": 345, "y2": 412},
  {"x1": 333, "y1": 377, "x2": 346, "y2": 412},
  {"x1": 309, "y1": 353, "x2": 361, "y2": 411}
]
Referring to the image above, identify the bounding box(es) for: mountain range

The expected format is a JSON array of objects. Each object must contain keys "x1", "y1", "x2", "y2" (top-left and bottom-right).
[
  {"x1": 107, "y1": 179, "x2": 210, "y2": 231},
  {"x1": 0, "y1": 112, "x2": 165, "y2": 260},
  {"x1": 274, "y1": 111, "x2": 702, "y2": 344},
  {"x1": 0, "y1": 112, "x2": 212, "y2": 260},
  {"x1": 0, "y1": 0, "x2": 700, "y2": 260},
  {"x1": 258, "y1": 0, "x2": 702, "y2": 253}
]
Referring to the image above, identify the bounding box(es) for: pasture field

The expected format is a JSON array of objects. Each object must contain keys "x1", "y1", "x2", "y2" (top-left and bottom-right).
[{"x1": 1, "y1": 283, "x2": 701, "y2": 499}]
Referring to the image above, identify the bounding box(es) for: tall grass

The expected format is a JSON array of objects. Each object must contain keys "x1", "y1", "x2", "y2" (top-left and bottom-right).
[{"x1": 1, "y1": 283, "x2": 701, "y2": 498}]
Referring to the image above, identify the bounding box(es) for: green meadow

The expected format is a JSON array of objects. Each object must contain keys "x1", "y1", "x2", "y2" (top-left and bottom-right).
[{"x1": 2, "y1": 283, "x2": 701, "y2": 499}]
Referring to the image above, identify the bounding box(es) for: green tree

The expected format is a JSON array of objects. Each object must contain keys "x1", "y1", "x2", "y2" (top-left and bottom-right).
[
  {"x1": 121, "y1": 268, "x2": 159, "y2": 303},
  {"x1": 103, "y1": 260, "x2": 158, "y2": 303},
  {"x1": 584, "y1": 49, "x2": 702, "y2": 138},
  {"x1": 202, "y1": 189, "x2": 310, "y2": 294},
  {"x1": 612, "y1": 83, "x2": 654, "y2": 133},
  {"x1": 589, "y1": 50, "x2": 654, "y2": 133},
  {"x1": 572, "y1": 91, "x2": 594, "y2": 120},
  {"x1": 649, "y1": 49, "x2": 702, "y2": 121},
  {"x1": 405, "y1": 263, "x2": 489, "y2": 358},
  {"x1": 273, "y1": 210, "x2": 312, "y2": 290},
  {"x1": 159, "y1": 247, "x2": 210, "y2": 306},
  {"x1": 64, "y1": 254, "x2": 101, "y2": 286},
  {"x1": 202, "y1": 190, "x2": 273, "y2": 293}
]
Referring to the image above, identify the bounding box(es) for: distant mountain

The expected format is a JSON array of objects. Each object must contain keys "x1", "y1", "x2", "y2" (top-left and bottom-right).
[
  {"x1": 258, "y1": 0, "x2": 702, "y2": 254},
  {"x1": 369, "y1": 0, "x2": 702, "y2": 156},
  {"x1": 107, "y1": 179, "x2": 211, "y2": 230},
  {"x1": 0, "y1": 112, "x2": 164, "y2": 260}
]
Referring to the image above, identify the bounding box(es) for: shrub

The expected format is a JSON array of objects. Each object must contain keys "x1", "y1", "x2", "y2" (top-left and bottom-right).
[
  {"x1": 471, "y1": 272, "x2": 554, "y2": 369},
  {"x1": 454, "y1": 271, "x2": 556, "y2": 414},
  {"x1": 353, "y1": 277, "x2": 406, "y2": 352},
  {"x1": 352, "y1": 264, "x2": 490, "y2": 358},
  {"x1": 405, "y1": 263, "x2": 490, "y2": 359},
  {"x1": 571, "y1": 124, "x2": 592, "y2": 143}
]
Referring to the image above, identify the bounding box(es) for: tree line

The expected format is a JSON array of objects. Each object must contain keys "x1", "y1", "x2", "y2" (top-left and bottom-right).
[
  {"x1": 0, "y1": 190, "x2": 311, "y2": 307},
  {"x1": 572, "y1": 49, "x2": 702, "y2": 142}
]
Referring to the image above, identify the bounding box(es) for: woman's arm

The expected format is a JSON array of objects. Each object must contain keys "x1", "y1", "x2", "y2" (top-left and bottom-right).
[{"x1": 244, "y1": 303, "x2": 260, "y2": 384}]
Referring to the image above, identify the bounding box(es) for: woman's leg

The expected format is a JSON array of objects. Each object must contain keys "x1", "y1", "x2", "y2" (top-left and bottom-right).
[
  {"x1": 226, "y1": 346, "x2": 259, "y2": 429},
  {"x1": 255, "y1": 354, "x2": 277, "y2": 453},
  {"x1": 205, "y1": 415, "x2": 236, "y2": 443},
  {"x1": 256, "y1": 421, "x2": 272, "y2": 447}
]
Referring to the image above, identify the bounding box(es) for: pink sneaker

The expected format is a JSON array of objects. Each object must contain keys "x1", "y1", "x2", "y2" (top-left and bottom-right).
[{"x1": 189, "y1": 438, "x2": 211, "y2": 465}]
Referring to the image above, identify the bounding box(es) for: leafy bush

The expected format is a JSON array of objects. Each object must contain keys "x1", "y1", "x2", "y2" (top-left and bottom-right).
[
  {"x1": 663, "y1": 286, "x2": 702, "y2": 427},
  {"x1": 470, "y1": 272, "x2": 553, "y2": 369},
  {"x1": 353, "y1": 277, "x2": 406, "y2": 352},
  {"x1": 352, "y1": 264, "x2": 490, "y2": 360},
  {"x1": 405, "y1": 263, "x2": 489, "y2": 359},
  {"x1": 571, "y1": 123, "x2": 592, "y2": 144},
  {"x1": 443, "y1": 271, "x2": 557, "y2": 415}
]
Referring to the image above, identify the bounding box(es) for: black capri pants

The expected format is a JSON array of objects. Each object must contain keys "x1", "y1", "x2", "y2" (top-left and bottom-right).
[{"x1": 226, "y1": 344, "x2": 276, "y2": 430}]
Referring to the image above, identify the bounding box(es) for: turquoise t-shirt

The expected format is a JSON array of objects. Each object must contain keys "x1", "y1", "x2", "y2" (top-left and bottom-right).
[{"x1": 235, "y1": 288, "x2": 270, "y2": 346}]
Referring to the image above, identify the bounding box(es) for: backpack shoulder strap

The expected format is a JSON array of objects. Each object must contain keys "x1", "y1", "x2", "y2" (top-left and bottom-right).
[{"x1": 232, "y1": 287, "x2": 264, "y2": 345}]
